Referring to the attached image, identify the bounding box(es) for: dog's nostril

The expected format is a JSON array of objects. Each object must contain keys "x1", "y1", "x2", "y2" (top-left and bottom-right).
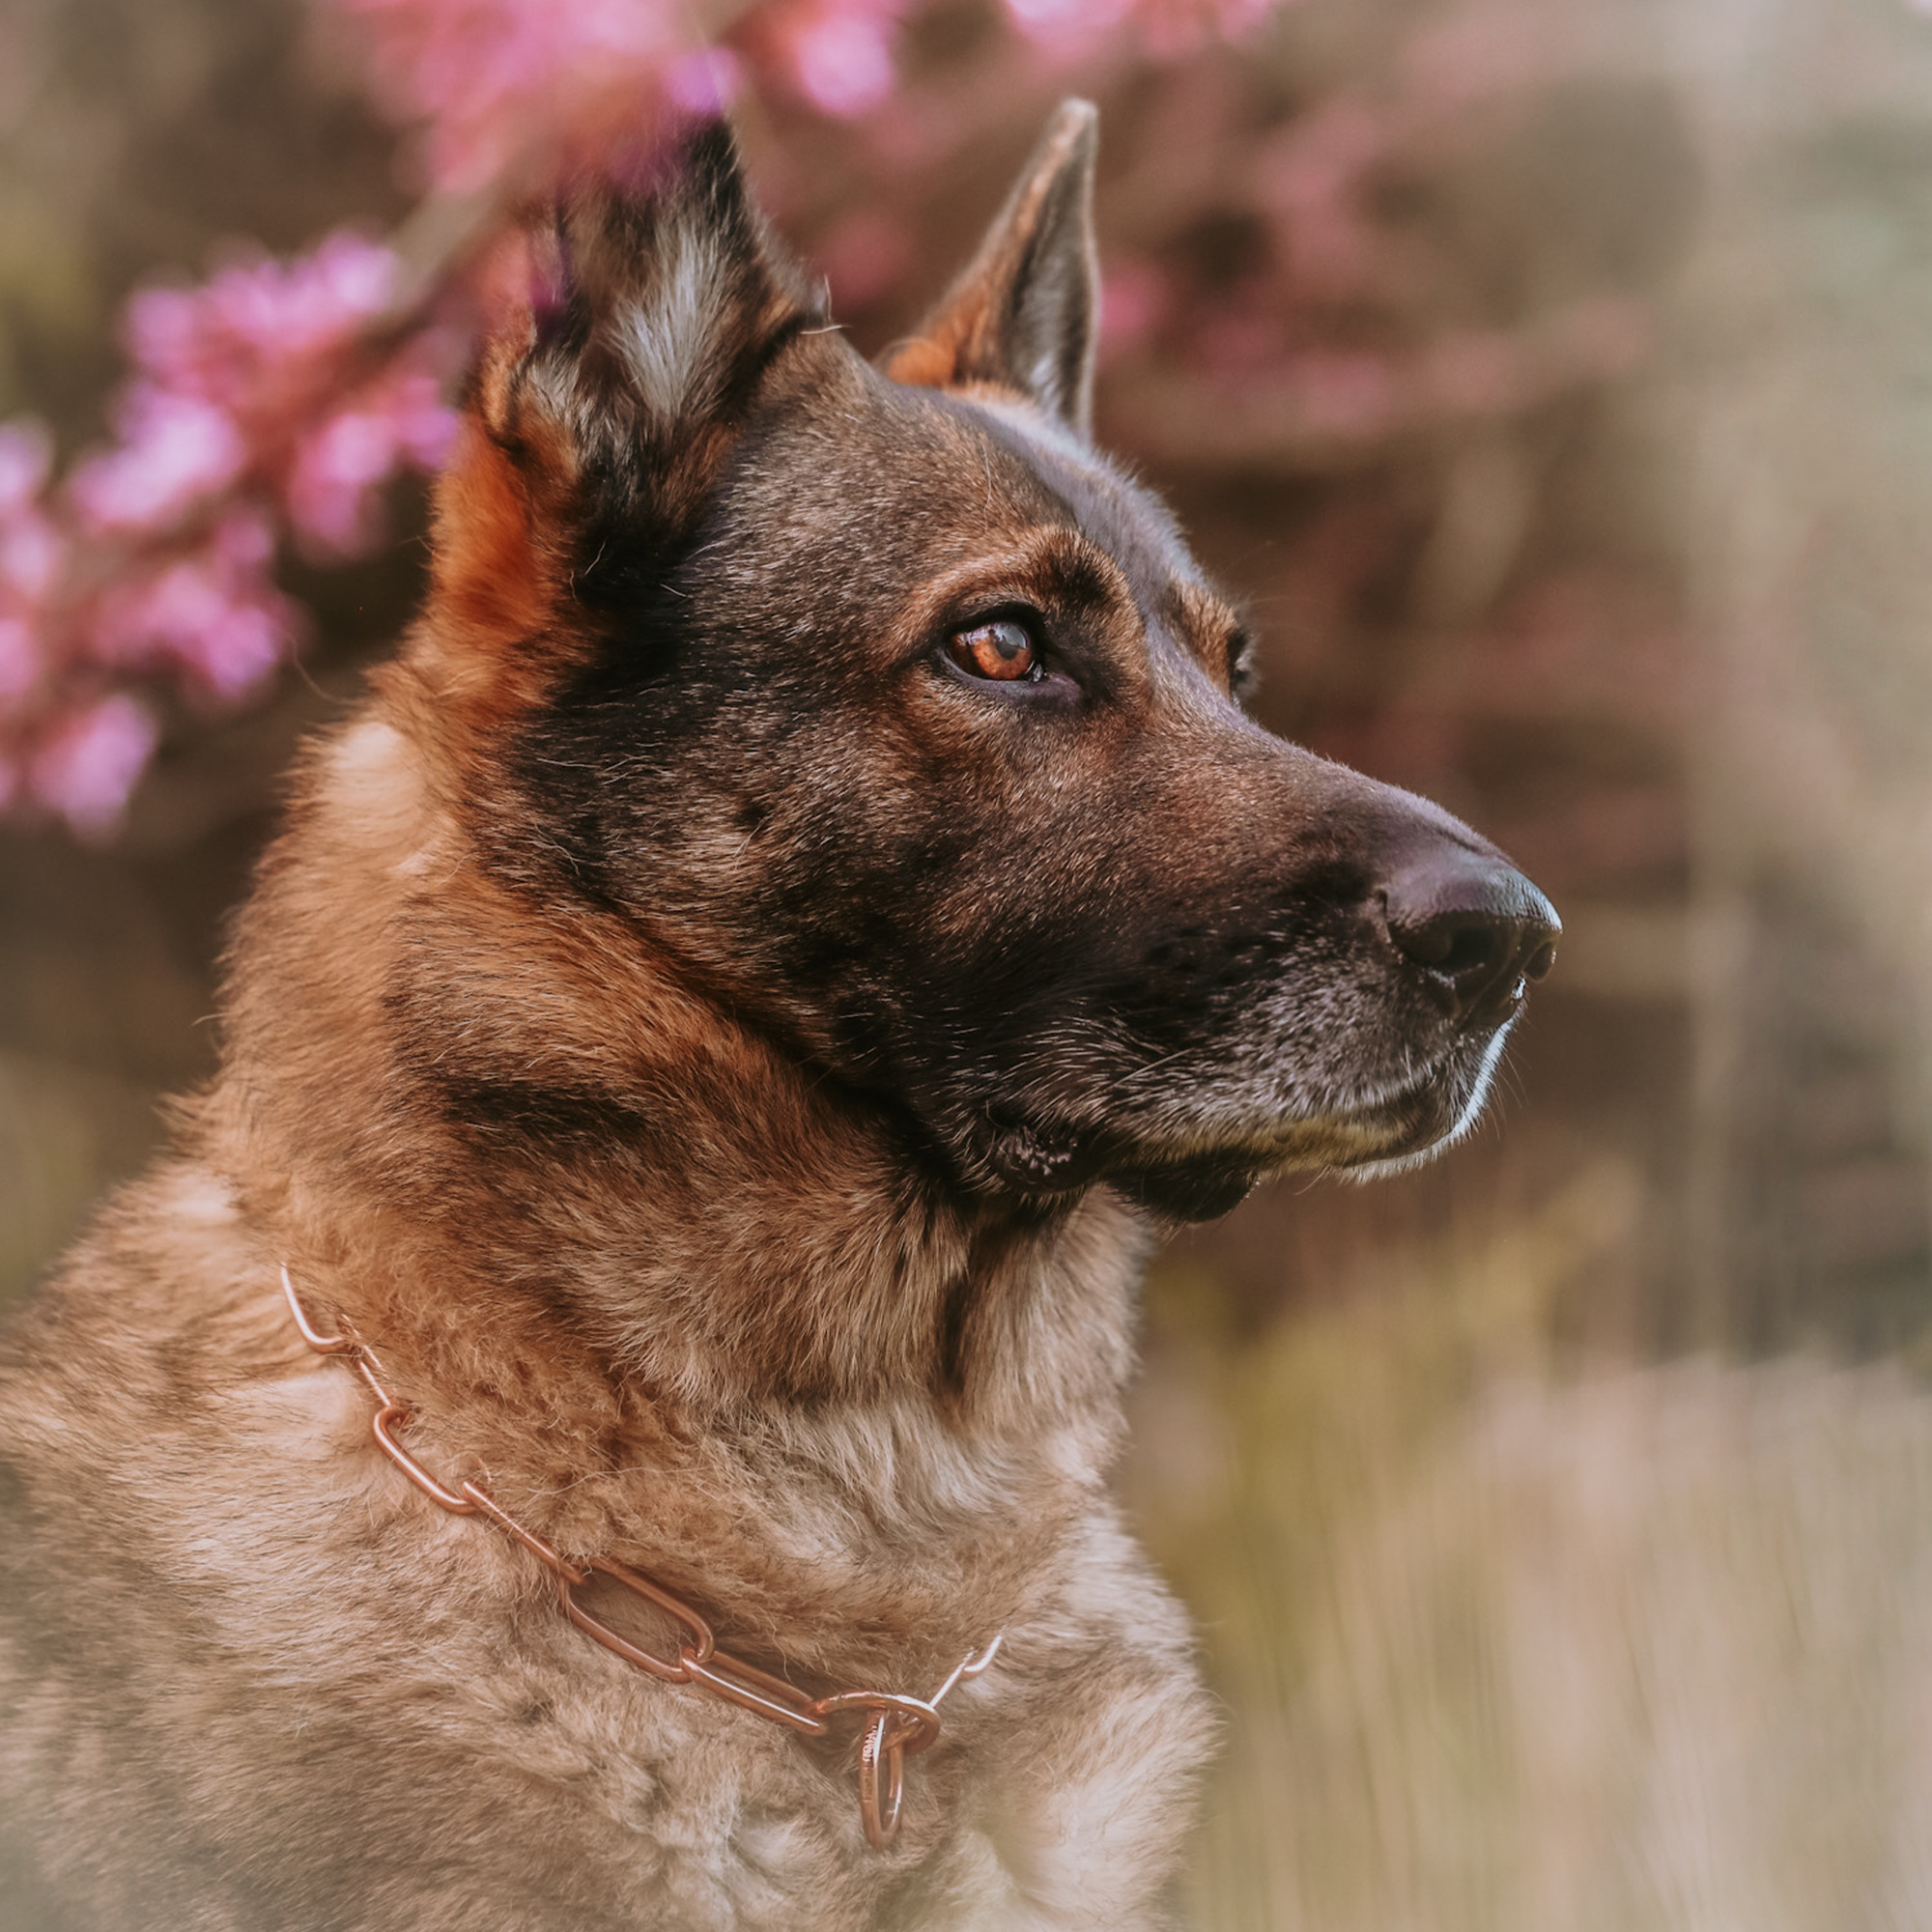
[
  {"x1": 1392, "y1": 910, "x2": 1517, "y2": 1001},
  {"x1": 1401, "y1": 916, "x2": 1505, "y2": 980},
  {"x1": 1380, "y1": 842, "x2": 1560, "y2": 1023}
]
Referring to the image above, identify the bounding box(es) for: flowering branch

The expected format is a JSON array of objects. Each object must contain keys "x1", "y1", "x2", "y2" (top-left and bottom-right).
[
  {"x1": 0, "y1": 233, "x2": 461, "y2": 834},
  {"x1": 1, "y1": 0, "x2": 1653, "y2": 838}
]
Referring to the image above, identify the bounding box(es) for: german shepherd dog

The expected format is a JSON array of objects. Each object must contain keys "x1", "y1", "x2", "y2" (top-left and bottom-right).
[{"x1": 0, "y1": 103, "x2": 1556, "y2": 1930}]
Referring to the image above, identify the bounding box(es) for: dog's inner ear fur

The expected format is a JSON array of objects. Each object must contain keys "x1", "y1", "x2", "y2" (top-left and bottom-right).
[
  {"x1": 885, "y1": 99, "x2": 1101, "y2": 439},
  {"x1": 538, "y1": 124, "x2": 815, "y2": 451},
  {"x1": 437, "y1": 122, "x2": 819, "y2": 639}
]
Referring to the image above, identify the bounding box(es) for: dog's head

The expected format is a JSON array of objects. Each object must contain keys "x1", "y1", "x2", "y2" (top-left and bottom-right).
[{"x1": 414, "y1": 104, "x2": 1557, "y2": 1224}]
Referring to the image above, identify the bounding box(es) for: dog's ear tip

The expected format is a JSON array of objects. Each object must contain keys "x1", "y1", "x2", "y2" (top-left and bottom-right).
[
  {"x1": 682, "y1": 112, "x2": 742, "y2": 156},
  {"x1": 1046, "y1": 97, "x2": 1100, "y2": 142},
  {"x1": 1031, "y1": 98, "x2": 1099, "y2": 179},
  {"x1": 668, "y1": 114, "x2": 744, "y2": 191},
  {"x1": 546, "y1": 113, "x2": 747, "y2": 224},
  {"x1": 888, "y1": 96, "x2": 1102, "y2": 435}
]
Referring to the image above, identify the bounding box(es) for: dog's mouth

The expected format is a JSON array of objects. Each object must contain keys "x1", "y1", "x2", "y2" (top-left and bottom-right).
[{"x1": 971, "y1": 1036, "x2": 1507, "y2": 1224}]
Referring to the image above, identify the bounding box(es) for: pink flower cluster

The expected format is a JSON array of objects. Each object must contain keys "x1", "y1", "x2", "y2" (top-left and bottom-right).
[
  {"x1": 78, "y1": 233, "x2": 455, "y2": 563},
  {"x1": 328, "y1": 0, "x2": 1257, "y2": 179},
  {"x1": 0, "y1": 233, "x2": 455, "y2": 836},
  {"x1": 1005, "y1": 0, "x2": 1272, "y2": 57},
  {"x1": 328, "y1": 0, "x2": 934, "y2": 183},
  {"x1": 753, "y1": 0, "x2": 902, "y2": 119},
  {"x1": 332, "y1": 0, "x2": 736, "y2": 189},
  {"x1": 4, "y1": 0, "x2": 1355, "y2": 838},
  {"x1": 0, "y1": 424, "x2": 153, "y2": 838}
]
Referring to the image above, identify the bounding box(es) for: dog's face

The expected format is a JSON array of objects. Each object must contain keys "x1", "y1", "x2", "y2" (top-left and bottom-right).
[{"x1": 437, "y1": 108, "x2": 1557, "y2": 1223}]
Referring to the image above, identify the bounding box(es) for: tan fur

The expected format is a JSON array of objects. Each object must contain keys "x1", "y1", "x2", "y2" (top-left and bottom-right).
[
  {"x1": 0, "y1": 547, "x2": 1213, "y2": 1925},
  {"x1": 0, "y1": 103, "x2": 1555, "y2": 1931}
]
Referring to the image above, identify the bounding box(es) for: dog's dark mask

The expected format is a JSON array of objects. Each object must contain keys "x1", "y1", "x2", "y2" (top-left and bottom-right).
[{"x1": 466, "y1": 109, "x2": 1558, "y2": 1222}]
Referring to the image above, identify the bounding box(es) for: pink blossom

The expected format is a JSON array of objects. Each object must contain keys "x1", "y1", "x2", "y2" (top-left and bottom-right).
[
  {"x1": 0, "y1": 419, "x2": 64, "y2": 622},
  {"x1": 73, "y1": 232, "x2": 456, "y2": 567},
  {"x1": 0, "y1": 618, "x2": 39, "y2": 702},
  {"x1": 288, "y1": 412, "x2": 404, "y2": 555},
  {"x1": 0, "y1": 224, "x2": 458, "y2": 835},
  {"x1": 65, "y1": 231, "x2": 452, "y2": 560},
  {"x1": 287, "y1": 368, "x2": 457, "y2": 556},
  {"x1": 664, "y1": 47, "x2": 741, "y2": 116},
  {"x1": 1004, "y1": 0, "x2": 1130, "y2": 43},
  {"x1": 781, "y1": 2, "x2": 899, "y2": 116},
  {"x1": 1004, "y1": 0, "x2": 1265, "y2": 53},
  {"x1": 330, "y1": 0, "x2": 689, "y2": 189},
  {"x1": 89, "y1": 512, "x2": 300, "y2": 699},
  {"x1": 816, "y1": 212, "x2": 912, "y2": 310},
  {"x1": 1098, "y1": 261, "x2": 1172, "y2": 356},
  {"x1": 69, "y1": 389, "x2": 247, "y2": 535},
  {"x1": 0, "y1": 419, "x2": 52, "y2": 513},
  {"x1": 124, "y1": 234, "x2": 398, "y2": 406},
  {"x1": 26, "y1": 694, "x2": 160, "y2": 838},
  {"x1": 0, "y1": 503, "x2": 63, "y2": 606},
  {"x1": 1129, "y1": 0, "x2": 1275, "y2": 54}
]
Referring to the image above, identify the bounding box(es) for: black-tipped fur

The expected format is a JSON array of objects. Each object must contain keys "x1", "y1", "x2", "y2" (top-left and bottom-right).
[{"x1": 0, "y1": 101, "x2": 1555, "y2": 1932}]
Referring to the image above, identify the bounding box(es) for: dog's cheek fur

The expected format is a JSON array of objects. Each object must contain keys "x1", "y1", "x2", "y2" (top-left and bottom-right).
[{"x1": 497, "y1": 425, "x2": 1477, "y2": 1200}]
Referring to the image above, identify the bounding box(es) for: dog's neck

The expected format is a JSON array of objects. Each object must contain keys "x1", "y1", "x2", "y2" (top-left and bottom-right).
[{"x1": 198, "y1": 700, "x2": 1149, "y2": 1631}]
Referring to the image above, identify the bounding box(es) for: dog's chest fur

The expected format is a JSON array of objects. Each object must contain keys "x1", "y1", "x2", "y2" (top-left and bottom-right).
[{"x1": 0, "y1": 1139, "x2": 1210, "y2": 1931}]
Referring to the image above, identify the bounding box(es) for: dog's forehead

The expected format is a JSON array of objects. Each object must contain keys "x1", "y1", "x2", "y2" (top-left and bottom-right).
[
  {"x1": 730, "y1": 366, "x2": 1213, "y2": 627},
  {"x1": 949, "y1": 394, "x2": 1203, "y2": 614}
]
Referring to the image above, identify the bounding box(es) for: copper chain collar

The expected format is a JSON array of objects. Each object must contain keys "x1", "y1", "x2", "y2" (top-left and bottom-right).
[{"x1": 279, "y1": 1265, "x2": 1001, "y2": 1848}]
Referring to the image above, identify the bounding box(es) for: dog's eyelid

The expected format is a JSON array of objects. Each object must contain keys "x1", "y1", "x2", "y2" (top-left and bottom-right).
[{"x1": 929, "y1": 611, "x2": 1086, "y2": 704}]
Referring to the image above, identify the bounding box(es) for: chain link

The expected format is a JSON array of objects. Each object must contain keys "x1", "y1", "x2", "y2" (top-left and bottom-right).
[{"x1": 280, "y1": 1265, "x2": 1001, "y2": 1847}]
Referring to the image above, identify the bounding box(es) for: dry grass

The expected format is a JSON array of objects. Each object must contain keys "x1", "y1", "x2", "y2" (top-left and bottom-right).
[{"x1": 1127, "y1": 1165, "x2": 1932, "y2": 1932}]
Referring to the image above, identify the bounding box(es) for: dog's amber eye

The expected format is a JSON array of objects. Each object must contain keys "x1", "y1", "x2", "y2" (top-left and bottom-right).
[{"x1": 947, "y1": 620, "x2": 1037, "y2": 682}]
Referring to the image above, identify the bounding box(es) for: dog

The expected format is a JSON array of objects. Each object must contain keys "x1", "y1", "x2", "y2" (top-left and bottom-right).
[{"x1": 0, "y1": 100, "x2": 1557, "y2": 1930}]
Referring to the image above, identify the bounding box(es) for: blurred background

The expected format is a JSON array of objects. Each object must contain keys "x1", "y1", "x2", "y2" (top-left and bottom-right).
[{"x1": 8, "y1": 0, "x2": 1932, "y2": 1922}]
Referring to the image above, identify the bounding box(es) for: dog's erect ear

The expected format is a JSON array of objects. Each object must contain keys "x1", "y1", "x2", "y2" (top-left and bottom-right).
[
  {"x1": 885, "y1": 99, "x2": 1100, "y2": 438},
  {"x1": 532, "y1": 122, "x2": 815, "y2": 459},
  {"x1": 433, "y1": 122, "x2": 818, "y2": 645}
]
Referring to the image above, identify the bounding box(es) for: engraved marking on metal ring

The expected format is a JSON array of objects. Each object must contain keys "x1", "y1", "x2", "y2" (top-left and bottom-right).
[
  {"x1": 279, "y1": 1264, "x2": 999, "y2": 1847},
  {"x1": 859, "y1": 1711, "x2": 906, "y2": 1849}
]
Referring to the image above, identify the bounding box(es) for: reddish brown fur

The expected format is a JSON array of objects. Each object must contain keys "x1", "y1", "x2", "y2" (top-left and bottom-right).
[
  {"x1": 0, "y1": 111, "x2": 1218, "y2": 1932},
  {"x1": 0, "y1": 101, "x2": 1555, "y2": 1932}
]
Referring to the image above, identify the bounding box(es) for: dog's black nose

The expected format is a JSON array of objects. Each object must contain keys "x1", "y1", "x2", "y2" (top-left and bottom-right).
[{"x1": 1382, "y1": 842, "x2": 1559, "y2": 1024}]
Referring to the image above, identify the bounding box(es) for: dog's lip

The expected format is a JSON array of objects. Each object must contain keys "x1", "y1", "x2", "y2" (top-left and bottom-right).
[
  {"x1": 1102, "y1": 1053, "x2": 1481, "y2": 1183},
  {"x1": 974, "y1": 1065, "x2": 1449, "y2": 1197},
  {"x1": 964, "y1": 1016, "x2": 1518, "y2": 1201}
]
